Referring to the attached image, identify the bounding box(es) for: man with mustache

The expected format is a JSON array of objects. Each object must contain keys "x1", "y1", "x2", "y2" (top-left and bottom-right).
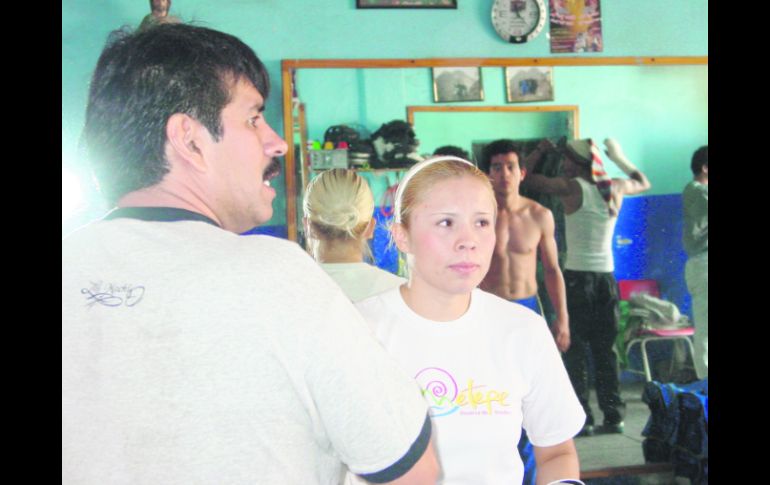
[{"x1": 62, "y1": 24, "x2": 438, "y2": 484}]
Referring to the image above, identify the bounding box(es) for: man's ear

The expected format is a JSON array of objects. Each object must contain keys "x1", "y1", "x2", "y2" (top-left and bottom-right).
[
  {"x1": 520, "y1": 167, "x2": 527, "y2": 181},
  {"x1": 165, "y1": 113, "x2": 208, "y2": 173},
  {"x1": 391, "y1": 222, "x2": 411, "y2": 254}
]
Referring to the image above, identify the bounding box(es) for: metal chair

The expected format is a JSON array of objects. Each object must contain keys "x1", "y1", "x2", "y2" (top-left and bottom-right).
[{"x1": 619, "y1": 280, "x2": 696, "y2": 382}]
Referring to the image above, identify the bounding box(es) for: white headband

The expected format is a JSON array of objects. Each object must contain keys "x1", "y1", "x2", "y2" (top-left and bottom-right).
[{"x1": 393, "y1": 155, "x2": 476, "y2": 224}]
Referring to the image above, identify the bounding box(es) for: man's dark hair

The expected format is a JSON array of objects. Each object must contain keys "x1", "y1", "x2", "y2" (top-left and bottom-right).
[
  {"x1": 433, "y1": 145, "x2": 470, "y2": 160},
  {"x1": 84, "y1": 23, "x2": 270, "y2": 205},
  {"x1": 691, "y1": 145, "x2": 708, "y2": 176},
  {"x1": 479, "y1": 139, "x2": 521, "y2": 174}
]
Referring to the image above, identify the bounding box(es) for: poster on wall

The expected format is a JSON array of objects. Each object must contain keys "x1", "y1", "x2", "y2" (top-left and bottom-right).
[{"x1": 549, "y1": 0, "x2": 603, "y2": 53}]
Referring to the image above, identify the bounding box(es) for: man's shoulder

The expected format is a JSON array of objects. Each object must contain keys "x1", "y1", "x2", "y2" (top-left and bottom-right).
[
  {"x1": 683, "y1": 180, "x2": 707, "y2": 195},
  {"x1": 233, "y1": 234, "x2": 328, "y2": 275},
  {"x1": 177, "y1": 224, "x2": 310, "y2": 265},
  {"x1": 522, "y1": 197, "x2": 550, "y2": 214},
  {"x1": 236, "y1": 232, "x2": 302, "y2": 251},
  {"x1": 518, "y1": 197, "x2": 554, "y2": 225},
  {"x1": 63, "y1": 218, "x2": 312, "y2": 271}
]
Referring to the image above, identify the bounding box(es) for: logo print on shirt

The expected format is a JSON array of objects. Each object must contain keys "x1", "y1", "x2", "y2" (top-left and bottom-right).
[
  {"x1": 81, "y1": 281, "x2": 145, "y2": 308},
  {"x1": 415, "y1": 367, "x2": 460, "y2": 417},
  {"x1": 415, "y1": 367, "x2": 511, "y2": 418}
]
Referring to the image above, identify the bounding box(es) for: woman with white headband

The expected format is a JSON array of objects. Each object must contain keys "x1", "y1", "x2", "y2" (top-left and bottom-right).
[
  {"x1": 353, "y1": 156, "x2": 587, "y2": 485},
  {"x1": 303, "y1": 168, "x2": 405, "y2": 302}
]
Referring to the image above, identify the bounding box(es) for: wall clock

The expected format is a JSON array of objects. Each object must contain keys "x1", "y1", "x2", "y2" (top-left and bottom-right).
[{"x1": 491, "y1": 0, "x2": 547, "y2": 44}]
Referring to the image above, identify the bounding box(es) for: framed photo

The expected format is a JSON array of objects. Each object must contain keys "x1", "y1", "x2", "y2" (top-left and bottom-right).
[
  {"x1": 432, "y1": 67, "x2": 484, "y2": 103},
  {"x1": 357, "y1": 0, "x2": 457, "y2": 8},
  {"x1": 505, "y1": 66, "x2": 554, "y2": 103}
]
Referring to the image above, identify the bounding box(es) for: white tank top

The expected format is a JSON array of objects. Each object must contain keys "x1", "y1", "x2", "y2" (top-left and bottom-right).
[{"x1": 565, "y1": 177, "x2": 617, "y2": 272}]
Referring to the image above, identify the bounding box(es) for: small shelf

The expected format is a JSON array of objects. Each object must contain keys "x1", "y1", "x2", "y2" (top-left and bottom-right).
[{"x1": 309, "y1": 167, "x2": 408, "y2": 174}]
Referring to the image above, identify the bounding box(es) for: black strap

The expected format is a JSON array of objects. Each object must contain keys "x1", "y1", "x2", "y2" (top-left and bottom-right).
[{"x1": 104, "y1": 207, "x2": 220, "y2": 228}]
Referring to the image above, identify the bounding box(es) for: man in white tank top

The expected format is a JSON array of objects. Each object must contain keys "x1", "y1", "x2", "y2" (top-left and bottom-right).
[{"x1": 520, "y1": 137, "x2": 651, "y2": 437}]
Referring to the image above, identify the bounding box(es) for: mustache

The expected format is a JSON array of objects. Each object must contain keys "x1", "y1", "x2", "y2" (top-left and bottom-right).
[{"x1": 263, "y1": 157, "x2": 281, "y2": 180}]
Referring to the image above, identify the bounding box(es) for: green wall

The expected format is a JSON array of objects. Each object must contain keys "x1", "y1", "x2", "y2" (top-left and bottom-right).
[{"x1": 62, "y1": 0, "x2": 708, "y2": 233}]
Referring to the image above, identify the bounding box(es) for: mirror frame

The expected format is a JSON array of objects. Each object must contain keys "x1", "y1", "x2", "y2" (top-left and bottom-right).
[{"x1": 281, "y1": 56, "x2": 708, "y2": 241}]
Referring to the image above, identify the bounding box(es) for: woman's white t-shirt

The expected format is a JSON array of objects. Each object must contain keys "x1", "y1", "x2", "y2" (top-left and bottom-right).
[{"x1": 355, "y1": 287, "x2": 585, "y2": 484}]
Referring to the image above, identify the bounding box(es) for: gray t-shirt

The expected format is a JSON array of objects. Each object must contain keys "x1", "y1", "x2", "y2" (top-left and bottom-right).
[
  {"x1": 62, "y1": 217, "x2": 428, "y2": 484},
  {"x1": 682, "y1": 180, "x2": 708, "y2": 257}
]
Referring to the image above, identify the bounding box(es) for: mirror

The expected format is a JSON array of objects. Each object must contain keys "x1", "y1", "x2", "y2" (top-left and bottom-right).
[
  {"x1": 281, "y1": 57, "x2": 707, "y2": 474},
  {"x1": 407, "y1": 105, "x2": 578, "y2": 161},
  {"x1": 281, "y1": 57, "x2": 707, "y2": 240}
]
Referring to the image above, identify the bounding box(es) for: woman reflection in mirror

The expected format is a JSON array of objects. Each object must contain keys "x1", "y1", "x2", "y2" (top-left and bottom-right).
[{"x1": 303, "y1": 168, "x2": 404, "y2": 302}]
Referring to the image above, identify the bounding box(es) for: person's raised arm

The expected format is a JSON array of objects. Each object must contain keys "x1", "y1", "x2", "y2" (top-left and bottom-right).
[
  {"x1": 533, "y1": 439, "x2": 580, "y2": 485},
  {"x1": 521, "y1": 140, "x2": 576, "y2": 197},
  {"x1": 537, "y1": 208, "x2": 570, "y2": 352},
  {"x1": 521, "y1": 138, "x2": 555, "y2": 174},
  {"x1": 603, "y1": 138, "x2": 651, "y2": 196}
]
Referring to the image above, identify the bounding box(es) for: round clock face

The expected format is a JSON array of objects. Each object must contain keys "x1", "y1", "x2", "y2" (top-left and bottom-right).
[{"x1": 491, "y1": 0, "x2": 547, "y2": 44}]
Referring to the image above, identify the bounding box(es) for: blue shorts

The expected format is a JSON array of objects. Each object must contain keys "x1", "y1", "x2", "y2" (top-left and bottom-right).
[{"x1": 512, "y1": 294, "x2": 543, "y2": 316}]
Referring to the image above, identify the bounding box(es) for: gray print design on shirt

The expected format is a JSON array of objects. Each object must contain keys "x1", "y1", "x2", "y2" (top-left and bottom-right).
[{"x1": 81, "y1": 281, "x2": 145, "y2": 308}]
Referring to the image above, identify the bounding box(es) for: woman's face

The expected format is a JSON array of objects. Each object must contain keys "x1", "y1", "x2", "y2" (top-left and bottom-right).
[{"x1": 394, "y1": 175, "x2": 496, "y2": 299}]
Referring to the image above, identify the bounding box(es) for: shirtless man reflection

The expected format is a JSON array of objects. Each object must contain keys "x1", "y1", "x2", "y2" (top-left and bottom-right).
[{"x1": 479, "y1": 139, "x2": 570, "y2": 352}]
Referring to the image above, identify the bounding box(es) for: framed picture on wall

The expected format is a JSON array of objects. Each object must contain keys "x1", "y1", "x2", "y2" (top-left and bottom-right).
[
  {"x1": 357, "y1": 0, "x2": 457, "y2": 8},
  {"x1": 432, "y1": 67, "x2": 484, "y2": 103},
  {"x1": 505, "y1": 66, "x2": 554, "y2": 103}
]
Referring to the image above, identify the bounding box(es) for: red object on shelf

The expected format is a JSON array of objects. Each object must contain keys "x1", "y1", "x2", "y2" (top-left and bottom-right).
[{"x1": 618, "y1": 279, "x2": 660, "y2": 300}]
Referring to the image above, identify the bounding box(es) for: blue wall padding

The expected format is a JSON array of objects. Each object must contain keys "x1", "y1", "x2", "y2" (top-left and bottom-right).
[
  {"x1": 612, "y1": 194, "x2": 691, "y2": 319},
  {"x1": 371, "y1": 207, "x2": 400, "y2": 275}
]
